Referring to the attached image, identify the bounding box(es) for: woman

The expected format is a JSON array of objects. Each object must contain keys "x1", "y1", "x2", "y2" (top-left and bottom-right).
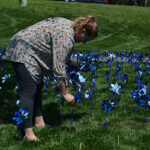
[{"x1": 2, "y1": 15, "x2": 98, "y2": 141}]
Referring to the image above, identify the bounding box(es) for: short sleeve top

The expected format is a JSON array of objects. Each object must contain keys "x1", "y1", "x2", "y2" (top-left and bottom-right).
[{"x1": 2, "y1": 17, "x2": 75, "y2": 85}]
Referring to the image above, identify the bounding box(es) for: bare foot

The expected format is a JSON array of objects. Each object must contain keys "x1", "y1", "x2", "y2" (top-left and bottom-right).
[
  {"x1": 24, "y1": 136, "x2": 39, "y2": 141},
  {"x1": 35, "y1": 116, "x2": 48, "y2": 128},
  {"x1": 24, "y1": 128, "x2": 39, "y2": 141}
]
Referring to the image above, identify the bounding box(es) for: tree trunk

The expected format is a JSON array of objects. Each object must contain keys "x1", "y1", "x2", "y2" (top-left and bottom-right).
[{"x1": 20, "y1": 0, "x2": 28, "y2": 7}]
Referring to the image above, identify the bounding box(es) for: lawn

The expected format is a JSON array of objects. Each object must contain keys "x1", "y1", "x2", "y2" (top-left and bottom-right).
[{"x1": 0, "y1": 0, "x2": 150, "y2": 150}]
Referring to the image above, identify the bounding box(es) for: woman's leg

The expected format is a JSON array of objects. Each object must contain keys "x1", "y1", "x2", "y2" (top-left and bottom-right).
[
  {"x1": 12, "y1": 62, "x2": 40, "y2": 140},
  {"x1": 34, "y1": 81, "x2": 47, "y2": 127}
]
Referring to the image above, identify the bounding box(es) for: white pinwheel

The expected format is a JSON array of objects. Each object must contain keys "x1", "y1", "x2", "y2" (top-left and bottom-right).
[
  {"x1": 111, "y1": 83, "x2": 121, "y2": 94},
  {"x1": 109, "y1": 53, "x2": 116, "y2": 61},
  {"x1": 2, "y1": 74, "x2": 11, "y2": 83}
]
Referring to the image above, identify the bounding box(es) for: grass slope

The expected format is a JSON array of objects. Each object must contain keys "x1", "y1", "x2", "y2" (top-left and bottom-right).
[
  {"x1": 0, "y1": 0, "x2": 150, "y2": 51},
  {"x1": 0, "y1": 0, "x2": 150, "y2": 150}
]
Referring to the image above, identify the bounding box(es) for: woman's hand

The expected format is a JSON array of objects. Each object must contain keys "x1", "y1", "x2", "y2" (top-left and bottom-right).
[
  {"x1": 61, "y1": 80, "x2": 75, "y2": 106},
  {"x1": 63, "y1": 93, "x2": 76, "y2": 106}
]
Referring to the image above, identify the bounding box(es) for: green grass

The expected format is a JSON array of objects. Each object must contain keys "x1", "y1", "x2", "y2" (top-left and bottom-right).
[
  {"x1": 0, "y1": 0, "x2": 150, "y2": 51},
  {"x1": 0, "y1": 0, "x2": 150, "y2": 149}
]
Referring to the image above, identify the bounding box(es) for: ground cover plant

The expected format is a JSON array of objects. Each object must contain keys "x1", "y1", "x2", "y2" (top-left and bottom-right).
[{"x1": 0, "y1": 0, "x2": 150, "y2": 150}]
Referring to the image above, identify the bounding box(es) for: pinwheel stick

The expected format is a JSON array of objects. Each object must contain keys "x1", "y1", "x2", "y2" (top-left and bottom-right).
[
  {"x1": 134, "y1": 104, "x2": 137, "y2": 115},
  {"x1": 109, "y1": 64, "x2": 112, "y2": 73},
  {"x1": 104, "y1": 113, "x2": 107, "y2": 128},
  {"x1": 90, "y1": 78, "x2": 95, "y2": 117},
  {"x1": 19, "y1": 125, "x2": 21, "y2": 143},
  {"x1": 142, "y1": 109, "x2": 147, "y2": 124},
  {"x1": 107, "y1": 78, "x2": 109, "y2": 91},
  {"x1": 113, "y1": 92, "x2": 116, "y2": 103}
]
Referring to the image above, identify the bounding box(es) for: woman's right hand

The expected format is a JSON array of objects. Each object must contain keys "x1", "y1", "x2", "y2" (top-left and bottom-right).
[
  {"x1": 61, "y1": 80, "x2": 75, "y2": 106},
  {"x1": 63, "y1": 93, "x2": 76, "y2": 106}
]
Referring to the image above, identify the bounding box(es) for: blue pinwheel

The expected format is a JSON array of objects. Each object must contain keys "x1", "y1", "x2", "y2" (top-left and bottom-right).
[
  {"x1": 102, "y1": 98, "x2": 115, "y2": 127},
  {"x1": 107, "y1": 59, "x2": 112, "y2": 73},
  {"x1": 120, "y1": 52, "x2": 124, "y2": 69},
  {"x1": 121, "y1": 74, "x2": 128, "y2": 94},
  {"x1": 85, "y1": 89, "x2": 94, "y2": 117},
  {"x1": 131, "y1": 84, "x2": 150, "y2": 123},
  {"x1": 12, "y1": 103, "x2": 29, "y2": 143},
  {"x1": 98, "y1": 55, "x2": 103, "y2": 76},
  {"x1": 146, "y1": 58, "x2": 150, "y2": 72}
]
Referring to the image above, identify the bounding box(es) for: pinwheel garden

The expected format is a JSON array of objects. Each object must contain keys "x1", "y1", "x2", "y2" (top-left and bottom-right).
[{"x1": 0, "y1": 0, "x2": 150, "y2": 149}]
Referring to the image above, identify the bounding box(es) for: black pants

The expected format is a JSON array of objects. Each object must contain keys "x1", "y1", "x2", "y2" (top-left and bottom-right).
[{"x1": 12, "y1": 62, "x2": 43, "y2": 128}]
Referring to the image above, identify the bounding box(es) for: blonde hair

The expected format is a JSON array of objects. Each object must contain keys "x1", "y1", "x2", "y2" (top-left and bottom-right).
[{"x1": 73, "y1": 15, "x2": 98, "y2": 37}]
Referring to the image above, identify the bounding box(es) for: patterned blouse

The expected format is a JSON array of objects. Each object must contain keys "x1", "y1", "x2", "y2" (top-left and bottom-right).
[{"x1": 2, "y1": 17, "x2": 75, "y2": 86}]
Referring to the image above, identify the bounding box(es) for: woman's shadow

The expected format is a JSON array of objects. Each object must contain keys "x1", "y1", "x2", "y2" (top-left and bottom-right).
[{"x1": 43, "y1": 102, "x2": 88, "y2": 127}]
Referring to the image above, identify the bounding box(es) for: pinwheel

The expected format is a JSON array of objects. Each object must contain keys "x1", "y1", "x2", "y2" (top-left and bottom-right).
[
  {"x1": 131, "y1": 84, "x2": 150, "y2": 123},
  {"x1": 120, "y1": 52, "x2": 124, "y2": 69},
  {"x1": 107, "y1": 59, "x2": 112, "y2": 73},
  {"x1": 136, "y1": 66, "x2": 143, "y2": 87},
  {"x1": 125, "y1": 55, "x2": 129, "y2": 68},
  {"x1": 109, "y1": 53, "x2": 116, "y2": 61},
  {"x1": 15, "y1": 84, "x2": 19, "y2": 91},
  {"x1": 121, "y1": 74, "x2": 128, "y2": 94},
  {"x1": 66, "y1": 62, "x2": 86, "y2": 123},
  {"x1": 12, "y1": 103, "x2": 29, "y2": 143},
  {"x1": 137, "y1": 52, "x2": 144, "y2": 63},
  {"x1": 115, "y1": 51, "x2": 119, "y2": 60},
  {"x1": 16, "y1": 100, "x2": 20, "y2": 105},
  {"x1": 1, "y1": 74, "x2": 11, "y2": 95},
  {"x1": 2, "y1": 74, "x2": 11, "y2": 83},
  {"x1": 129, "y1": 51, "x2": 136, "y2": 72},
  {"x1": 77, "y1": 72, "x2": 86, "y2": 83},
  {"x1": 98, "y1": 55, "x2": 103, "y2": 76},
  {"x1": 104, "y1": 51, "x2": 109, "y2": 57},
  {"x1": 102, "y1": 98, "x2": 115, "y2": 127},
  {"x1": 146, "y1": 58, "x2": 150, "y2": 72},
  {"x1": 110, "y1": 83, "x2": 121, "y2": 103},
  {"x1": 85, "y1": 89, "x2": 93, "y2": 117},
  {"x1": 114, "y1": 71, "x2": 122, "y2": 81}
]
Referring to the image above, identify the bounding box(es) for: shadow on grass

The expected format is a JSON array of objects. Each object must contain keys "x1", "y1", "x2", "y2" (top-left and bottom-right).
[{"x1": 43, "y1": 102, "x2": 88, "y2": 126}]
